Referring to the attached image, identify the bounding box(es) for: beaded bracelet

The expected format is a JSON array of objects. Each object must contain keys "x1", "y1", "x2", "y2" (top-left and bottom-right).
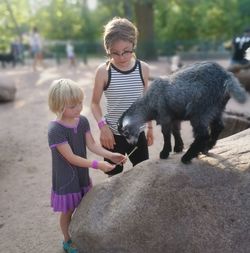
[
  {"x1": 91, "y1": 160, "x2": 99, "y2": 169},
  {"x1": 98, "y1": 118, "x2": 107, "y2": 129}
]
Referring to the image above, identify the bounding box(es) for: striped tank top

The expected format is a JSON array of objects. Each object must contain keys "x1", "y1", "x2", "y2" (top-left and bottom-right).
[{"x1": 104, "y1": 59, "x2": 145, "y2": 135}]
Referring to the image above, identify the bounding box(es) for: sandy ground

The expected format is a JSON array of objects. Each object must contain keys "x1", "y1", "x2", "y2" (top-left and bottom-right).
[{"x1": 0, "y1": 57, "x2": 249, "y2": 253}]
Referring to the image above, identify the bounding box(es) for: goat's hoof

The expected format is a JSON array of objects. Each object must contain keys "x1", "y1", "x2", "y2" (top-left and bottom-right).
[
  {"x1": 181, "y1": 155, "x2": 192, "y2": 164},
  {"x1": 174, "y1": 145, "x2": 184, "y2": 153},
  {"x1": 160, "y1": 151, "x2": 169, "y2": 159},
  {"x1": 202, "y1": 150, "x2": 209, "y2": 155},
  {"x1": 201, "y1": 146, "x2": 212, "y2": 154}
]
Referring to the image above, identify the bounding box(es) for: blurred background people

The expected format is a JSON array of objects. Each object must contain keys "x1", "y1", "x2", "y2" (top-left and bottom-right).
[
  {"x1": 11, "y1": 37, "x2": 24, "y2": 65},
  {"x1": 29, "y1": 26, "x2": 45, "y2": 71},
  {"x1": 66, "y1": 41, "x2": 76, "y2": 68}
]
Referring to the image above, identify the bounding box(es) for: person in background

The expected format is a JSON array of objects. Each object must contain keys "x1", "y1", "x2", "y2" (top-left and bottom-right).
[
  {"x1": 48, "y1": 78, "x2": 126, "y2": 253},
  {"x1": 91, "y1": 17, "x2": 154, "y2": 177},
  {"x1": 66, "y1": 41, "x2": 76, "y2": 68},
  {"x1": 11, "y1": 37, "x2": 24, "y2": 65},
  {"x1": 170, "y1": 54, "x2": 183, "y2": 73},
  {"x1": 29, "y1": 26, "x2": 45, "y2": 71}
]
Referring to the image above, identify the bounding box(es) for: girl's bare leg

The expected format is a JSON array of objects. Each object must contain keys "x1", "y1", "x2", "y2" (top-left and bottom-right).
[{"x1": 60, "y1": 209, "x2": 74, "y2": 242}]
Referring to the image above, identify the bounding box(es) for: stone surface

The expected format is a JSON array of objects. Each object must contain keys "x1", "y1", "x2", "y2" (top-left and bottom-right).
[
  {"x1": 235, "y1": 70, "x2": 250, "y2": 92},
  {"x1": 70, "y1": 129, "x2": 250, "y2": 253},
  {"x1": 0, "y1": 80, "x2": 16, "y2": 102},
  {"x1": 220, "y1": 112, "x2": 250, "y2": 139},
  {"x1": 227, "y1": 65, "x2": 250, "y2": 92}
]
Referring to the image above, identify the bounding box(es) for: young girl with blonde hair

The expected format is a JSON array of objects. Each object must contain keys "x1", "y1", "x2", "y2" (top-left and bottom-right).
[{"x1": 48, "y1": 78, "x2": 126, "y2": 253}]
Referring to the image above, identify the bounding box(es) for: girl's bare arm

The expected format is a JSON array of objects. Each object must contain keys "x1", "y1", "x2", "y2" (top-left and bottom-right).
[
  {"x1": 56, "y1": 143, "x2": 115, "y2": 173},
  {"x1": 85, "y1": 132, "x2": 126, "y2": 164},
  {"x1": 91, "y1": 64, "x2": 116, "y2": 149}
]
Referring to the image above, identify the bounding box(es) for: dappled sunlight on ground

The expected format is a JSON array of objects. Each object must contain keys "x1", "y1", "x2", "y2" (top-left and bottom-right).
[
  {"x1": 35, "y1": 67, "x2": 62, "y2": 87},
  {"x1": 13, "y1": 99, "x2": 26, "y2": 109}
]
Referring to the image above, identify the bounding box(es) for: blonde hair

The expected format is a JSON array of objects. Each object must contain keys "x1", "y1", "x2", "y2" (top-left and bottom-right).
[
  {"x1": 103, "y1": 17, "x2": 138, "y2": 53},
  {"x1": 48, "y1": 78, "x2": 84, "y2": 117}
]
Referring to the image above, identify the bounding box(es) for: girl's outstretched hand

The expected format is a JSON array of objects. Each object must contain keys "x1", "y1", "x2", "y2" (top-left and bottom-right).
[
  {"x1": 98, "y1": 161, "x2": 116, "y2": 173},
  {"x1": 110, "y1": 153, "x2": 127, "y2": 165}
]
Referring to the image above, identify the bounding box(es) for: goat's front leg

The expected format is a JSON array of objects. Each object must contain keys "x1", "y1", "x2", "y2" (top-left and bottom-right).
[
  {"x1": 172, "y1": 120, "x2": 184, "y2": 153},
  {"x1": 181, "y1": 124, "x2": 209, "y2": 164},
  {"x1": 160, "y1": 124, "x2": 172, "y2": 159}
]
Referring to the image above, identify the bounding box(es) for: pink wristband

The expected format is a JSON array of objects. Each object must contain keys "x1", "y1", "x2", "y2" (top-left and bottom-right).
[
  {"x1": 98, "y1": 118, "x2": 107, "y2": 129},
  {"x1": 91, "y1": 160, "x2": 98, "y2": 169}
]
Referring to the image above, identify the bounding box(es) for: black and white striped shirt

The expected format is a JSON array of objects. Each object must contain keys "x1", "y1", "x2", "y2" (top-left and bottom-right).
[{"x1": 104, "y1": 60, "x2": 145, "y2": 135}]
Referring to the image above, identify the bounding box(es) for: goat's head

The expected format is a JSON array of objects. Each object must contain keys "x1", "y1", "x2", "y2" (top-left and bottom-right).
[{"x1": 118, "y1": 114, "x2": 142, "y2": 145}]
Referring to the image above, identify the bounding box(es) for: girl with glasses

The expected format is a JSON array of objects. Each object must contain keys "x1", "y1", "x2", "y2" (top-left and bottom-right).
[{"x1": 91, "y1": 17, "x2": 154, "y2": 176}]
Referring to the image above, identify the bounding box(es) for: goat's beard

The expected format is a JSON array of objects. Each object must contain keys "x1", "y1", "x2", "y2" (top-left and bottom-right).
[{"x1": 125, "y1": 134, "x2": 140, "y2": 145}]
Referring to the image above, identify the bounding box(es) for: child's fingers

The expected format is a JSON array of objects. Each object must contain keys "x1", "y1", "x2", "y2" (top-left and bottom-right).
[
  {"x1": 107, "y1": 163, "x2": 116, "y2": 169},
  {"x1": 120, "y1": 157, "x2": 127, "y2": 164},
  {"x1": 116, "y1": 157, "x2": 127, "y2": 166},
  {"x1": 106, "y1": 164, "x2": 115, "y2": 172}
]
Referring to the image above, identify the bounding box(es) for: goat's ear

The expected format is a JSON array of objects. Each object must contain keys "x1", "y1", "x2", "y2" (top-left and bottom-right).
[{"x1": 122, "y1": 117, "x2": 130, "y2": 128}]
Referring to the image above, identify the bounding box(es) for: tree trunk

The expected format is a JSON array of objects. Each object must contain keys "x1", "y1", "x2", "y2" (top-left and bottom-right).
[
  {"x1": 3, "y1": 0, "x2": 22, "y2": 38},
  {"x1": 134, "y1": 1, "x2": 157, "y2": 60},
  {"x1": 123, "y1": 0, "x2": 133, "y2": 19}
]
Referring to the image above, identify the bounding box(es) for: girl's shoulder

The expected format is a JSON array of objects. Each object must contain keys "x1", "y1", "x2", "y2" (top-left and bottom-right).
[
  {"x1": 95, "y1": 62, "x2": 109, "y2": 87},
  {"x1": 138, "y1": 59, "x2": 150, "y2": 81},
  {"x1": 48, "y1": 120, "x2": 66, "y2": 143},
  {"x1": 96, "y1": 62, "x2": 109, "y2": 74},
  {"x1": 79, "y1": 115, "x2": 89, "y2": 123},
  {"x1": 48, "y1": 120, "x2": 60, "y2": 131},
  {"x1": 79, "y1": 115, "x2": 90, "y2": 131},
  {"x1": 139, "y1": 60, "x2": 150, "y2": 71}
]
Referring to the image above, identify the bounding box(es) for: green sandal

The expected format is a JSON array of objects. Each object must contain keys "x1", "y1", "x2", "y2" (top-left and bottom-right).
[{"x1": 63, "y1": 239, "x2": 78, "y2": 253}]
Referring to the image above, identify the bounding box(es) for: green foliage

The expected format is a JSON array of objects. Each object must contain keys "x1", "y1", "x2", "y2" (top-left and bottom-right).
[
  {"x1": 0, "y1": 0, "x2": 30, "y2": 51},
  {"x1": 153, "y1": 0, "x2": 250, "y2": 55}
]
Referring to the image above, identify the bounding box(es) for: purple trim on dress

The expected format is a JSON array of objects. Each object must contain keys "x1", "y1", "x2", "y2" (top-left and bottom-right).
[
  {"x1": 51, "y1": 181, "x2": 93, "y2": 213},
  {"x1": 54, "y1": 117, "x2": 80, "y2": 129},
  {"x1": 50, "y1": 141, "x2": 68, "y2": 149}
]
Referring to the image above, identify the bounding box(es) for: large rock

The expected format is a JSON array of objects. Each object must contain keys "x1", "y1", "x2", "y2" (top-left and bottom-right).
[
  {"x1": 70, "y1": 129, "x2": 250, "y2": 253},
  {"x1": 0, "y1": 80, "x2": 16, "y2": 102},
  {"x1": 227, "y1": 66, "x2": 250, "y2": 92},
  {"x1": 235, "y1": 70, "x2": 250, "y2": 92},
  {"x1": 220, "y1": 112, "x2": 250, "y2": 139}
]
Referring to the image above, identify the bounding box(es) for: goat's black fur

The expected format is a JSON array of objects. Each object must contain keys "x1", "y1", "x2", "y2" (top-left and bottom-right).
[
  {"x1": 118, "y1": 61, "x2": 247, "y2": 164},
  {"x1": 0, "y1": 53, "x2": 16, "y2": 68}
]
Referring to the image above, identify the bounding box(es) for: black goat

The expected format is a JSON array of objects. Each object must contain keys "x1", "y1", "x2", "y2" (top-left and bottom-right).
[
  {"x1": 0, "y1": 53, "x2": 16, "y2": 68},
  {"x1": 118, "y1": 61, "x2": 247, "y2": 164}
]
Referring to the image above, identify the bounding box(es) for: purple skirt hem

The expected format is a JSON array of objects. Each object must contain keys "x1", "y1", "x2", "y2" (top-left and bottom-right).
[{"x1": 51, "y1": 184, "x2": 92, "y2": 213}]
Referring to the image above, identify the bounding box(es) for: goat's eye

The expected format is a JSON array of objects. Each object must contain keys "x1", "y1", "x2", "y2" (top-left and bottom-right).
[{"x1": 123, "y1": 129, "x2": 129, "y2": 137}]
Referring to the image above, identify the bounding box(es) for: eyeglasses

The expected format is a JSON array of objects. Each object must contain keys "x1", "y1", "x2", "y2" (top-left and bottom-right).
[{"x1": 108, "y1": 50, "x2": 134, "y2": 58}]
